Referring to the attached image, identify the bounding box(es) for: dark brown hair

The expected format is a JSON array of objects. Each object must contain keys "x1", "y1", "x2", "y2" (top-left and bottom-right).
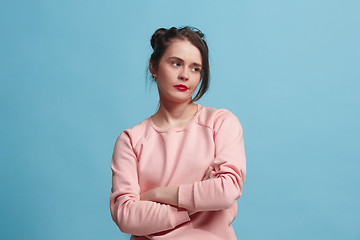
[{"x1": 149, "y1": 26, "x2": 210, "y2": 102}]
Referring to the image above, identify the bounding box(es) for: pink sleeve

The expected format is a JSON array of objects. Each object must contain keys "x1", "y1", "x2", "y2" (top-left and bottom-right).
[
  {"x1": 178, "y1": 110, "x2": 246, "y2": 211},
  {"x1": 110, "y1": 132, "x2": 190, "y2": 236}
]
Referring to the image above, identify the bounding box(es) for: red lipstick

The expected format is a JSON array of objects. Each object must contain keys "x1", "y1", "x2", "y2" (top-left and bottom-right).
[{"x1": 174, "y1": 84, "x2": 188, "y2": 91}]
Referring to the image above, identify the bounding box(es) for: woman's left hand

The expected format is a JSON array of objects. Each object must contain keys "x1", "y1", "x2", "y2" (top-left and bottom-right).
[{"x1": 202, "y1": 166, "x2": 215, "y2": 180}]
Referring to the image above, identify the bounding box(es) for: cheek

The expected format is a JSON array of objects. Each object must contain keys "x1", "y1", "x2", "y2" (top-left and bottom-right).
[
  {"x1": 158, "y1": 67, "x2": 174, "y2": 80},
  {"x1": 193, "y1": 75, "x2": 201, "y2": 85}
]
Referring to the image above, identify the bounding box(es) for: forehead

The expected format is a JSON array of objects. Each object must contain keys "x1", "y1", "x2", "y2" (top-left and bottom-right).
[{"x1": 163, "y1": 39, "x2": 202, "y2": 63}]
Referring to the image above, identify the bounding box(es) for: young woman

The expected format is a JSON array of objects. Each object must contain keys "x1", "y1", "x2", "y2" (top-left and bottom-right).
[{"x1": 110, "y1": 26, "x2": 246, "y2": 240}]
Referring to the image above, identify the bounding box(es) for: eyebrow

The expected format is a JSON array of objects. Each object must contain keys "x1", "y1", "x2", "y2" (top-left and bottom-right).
[{"x1": 168, "y1": 56, "x2": 202, "y2": 67}]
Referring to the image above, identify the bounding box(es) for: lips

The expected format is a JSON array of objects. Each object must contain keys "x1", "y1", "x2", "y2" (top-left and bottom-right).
[{"x1": 174, "y1": 84, "x2": 189, "y2": 91}]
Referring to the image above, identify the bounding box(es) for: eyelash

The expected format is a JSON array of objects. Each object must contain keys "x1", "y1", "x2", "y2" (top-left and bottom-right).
[{"x1": 171, "y1": 62, "x2": 201, "y2": 72}]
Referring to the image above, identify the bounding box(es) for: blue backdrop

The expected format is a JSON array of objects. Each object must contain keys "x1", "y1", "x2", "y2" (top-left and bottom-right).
[{"x1": 1, "y1": 0, "x2": 359, "y2": 239}]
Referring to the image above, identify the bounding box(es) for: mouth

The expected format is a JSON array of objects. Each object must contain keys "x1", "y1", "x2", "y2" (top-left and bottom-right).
[{"x1": 174, "y1": 84, "x2": 189, "y2": 91}]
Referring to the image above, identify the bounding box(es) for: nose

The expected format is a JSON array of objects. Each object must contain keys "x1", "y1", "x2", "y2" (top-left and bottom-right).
[{"x1": 178, "y1": 68, "x2": 189, "y2": 81}]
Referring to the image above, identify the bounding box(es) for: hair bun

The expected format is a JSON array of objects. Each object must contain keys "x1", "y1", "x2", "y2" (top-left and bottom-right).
[{"x1": 150, "y1": 28, "x2": 167, "y2": 49}]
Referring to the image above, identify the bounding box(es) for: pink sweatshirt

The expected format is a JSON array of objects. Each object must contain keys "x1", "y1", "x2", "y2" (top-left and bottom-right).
[{"x1": 110, "y1": 104, "x2": 246, "y2": 240}]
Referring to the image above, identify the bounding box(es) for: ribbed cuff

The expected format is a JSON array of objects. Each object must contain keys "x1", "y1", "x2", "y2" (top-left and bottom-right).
[
  {"x1": 178, "y1": 183, "x2": 195, "y2": 210},
  {"x1": 169, "y1": 207, "x2": 190, "y2": 227}
]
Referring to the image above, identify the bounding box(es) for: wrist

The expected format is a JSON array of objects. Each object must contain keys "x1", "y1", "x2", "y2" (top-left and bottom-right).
[{"x1": 158, "y1": 186, "x2": 179, "y2": 206}]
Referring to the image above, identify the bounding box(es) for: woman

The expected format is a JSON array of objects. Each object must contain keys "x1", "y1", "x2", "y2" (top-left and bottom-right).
[{"x1": 110, "y1": 26, "x2": 246, "y2": 240}]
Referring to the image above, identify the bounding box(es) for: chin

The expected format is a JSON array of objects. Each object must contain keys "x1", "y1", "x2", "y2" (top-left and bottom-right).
[
  {"x1": 159, "y1": 91, "x2": 194, "y2": 104},
  {"x1": 165, "y1": 96, "x2": 192, "y2": 104}
]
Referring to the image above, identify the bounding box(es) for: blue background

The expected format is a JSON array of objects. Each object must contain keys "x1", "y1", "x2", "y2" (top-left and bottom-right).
[{"x1": 1, "y1": 0, "x2": 359, "y2": 239}]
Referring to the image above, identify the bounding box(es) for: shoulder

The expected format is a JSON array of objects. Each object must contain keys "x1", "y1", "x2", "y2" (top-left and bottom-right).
[
  {"x1": 197, "y1": 105, "x2": 242, "y2": 132},
  {"x1": 115, "y1": 118, "x2": 153, "y2": 149}
]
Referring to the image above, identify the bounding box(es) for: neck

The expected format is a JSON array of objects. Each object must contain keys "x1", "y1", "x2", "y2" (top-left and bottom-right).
[{"x1": 153, "y1": 98, "x2": 198, "y2": 127}]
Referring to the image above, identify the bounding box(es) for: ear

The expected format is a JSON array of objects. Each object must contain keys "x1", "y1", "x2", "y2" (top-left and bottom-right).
[{"x1": 149, "y1": 59, "x2": 157, "y2": 77}]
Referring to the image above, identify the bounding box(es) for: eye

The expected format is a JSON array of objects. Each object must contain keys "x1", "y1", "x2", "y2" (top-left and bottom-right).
[
  {"x1": 191, "y1": 67, "x2": 201, "y2": 72},
  {"x1": 172, "y1": 62, "x2": 181, "y2": 67}
]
